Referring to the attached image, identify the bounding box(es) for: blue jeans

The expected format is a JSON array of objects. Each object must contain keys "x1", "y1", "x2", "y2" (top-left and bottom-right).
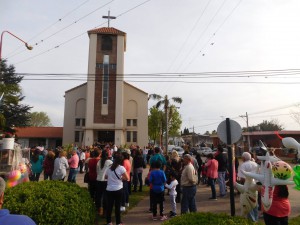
[
  {"x1": 181, "y1": 185, "x2": 197, "y2": 214},
  {"x1": 248, "y1": 205, "x2": 258, "y2": 222},
  {"x1": 133, "y1": 171, "x2": 143, "y2": 191},
  {"x1": 208, "y1": 178, "x2": 216, "y2": 199},
  {"x1": 143, "y1": 154, "x2": 147, "y2": 164},
  {"x1": 67, "y1": 168, "x2": 78, "y2": 183},
  {"x1": 217, "y1": 171, "x2": 226, "y2": 196}
]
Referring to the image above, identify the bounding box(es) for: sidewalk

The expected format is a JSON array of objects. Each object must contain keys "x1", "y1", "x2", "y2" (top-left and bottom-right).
[
  {"x1": 122, "y1": 184, "x2": 241, "y2": 225},
  {"x1": 75, "y1": 167, "x2": 300, "y2": 225},
  {"x1": 123, "y1": 183, "x2": 300, "y2": 225}
]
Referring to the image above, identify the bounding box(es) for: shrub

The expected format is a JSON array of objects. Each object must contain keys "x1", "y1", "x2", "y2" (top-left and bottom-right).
[
  {"x1": 290, "y1": 215, "x2": 300, "y2": 225},
  {"x1": 3, "y1": 180, "x2": 95, "y2": 225},
  {"x1": 162, "y1": 212, "x2": 258, "y2": 225}
]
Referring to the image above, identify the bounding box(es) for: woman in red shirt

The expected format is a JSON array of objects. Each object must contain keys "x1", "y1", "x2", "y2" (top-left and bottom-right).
[
  {"x1": 263, "y1": 185, "x2": 290, "y2": 225},
  {"x1": 88, "y1": 150, "x2": 100, "y2": 203}
]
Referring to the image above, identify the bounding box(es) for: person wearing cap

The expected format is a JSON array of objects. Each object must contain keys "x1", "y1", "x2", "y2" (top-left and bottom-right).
[
  {"x1": 0, "y1": 177, "x2": 36, "y2": 225},
  {"x1": 237, "y1": 152, "x2": 258, "y2": 222},
  {"x1": 180, "y1": 154, "x2": 198, "y2": 214}
]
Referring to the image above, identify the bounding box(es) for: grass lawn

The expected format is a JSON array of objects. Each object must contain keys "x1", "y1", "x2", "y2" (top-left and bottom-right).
[{"x1": 96, "y1": 186, "x2": 150, "y2": 225}]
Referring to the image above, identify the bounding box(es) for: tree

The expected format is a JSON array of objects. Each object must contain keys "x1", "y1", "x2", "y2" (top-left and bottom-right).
[
  {"x1": 148, "y1": 106, "x2": 163, "y2": 145},
  {"x1": 148, "y1": 94, "x2": 182, "y2": 151},
  {"x1": 29, "y1": 111, "x2": 52, "y2": 127},
  {"x1": 204, "y1": 131, "x2": 210, "y2": 135},
  {"x1": 211, "y1": 130, "x2": 217, "y2": 135},
  {"x1": 0, "y1": 60, "x2": 32, "y2": 132},
  {"x1": 168, "y1": 105, "x2": 182, "y2": 137},
  {"x1": 247, "y1": 119, "x2": 284, "y2": 131},
  {"x1": 182, "y1": 127, "x2": 190, "y2": 135}
]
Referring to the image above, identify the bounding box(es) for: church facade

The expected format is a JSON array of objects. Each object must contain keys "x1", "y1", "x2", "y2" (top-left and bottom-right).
[{"x1": 63, "y1": 27, "x2": 148, "y2": 147}]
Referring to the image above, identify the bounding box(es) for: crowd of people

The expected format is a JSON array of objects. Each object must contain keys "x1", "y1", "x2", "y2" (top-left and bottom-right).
[{"x1": 0, "y1": 143, "x2": 293, "y2": 225}]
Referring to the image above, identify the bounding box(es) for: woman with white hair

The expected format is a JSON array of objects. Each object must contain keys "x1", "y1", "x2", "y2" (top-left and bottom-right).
[
  {"x1": 0, "y1": 177, "x2": 36, "y2": 224},
  {"x1": 237, "y1": 152, "x2": 259, "y2": 222},
  {"x1": 170, "y1": 150, "x2": 183, "y2": 203}
]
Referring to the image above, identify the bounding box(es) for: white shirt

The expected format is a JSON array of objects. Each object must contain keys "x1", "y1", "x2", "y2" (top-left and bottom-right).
[
  {"x1": 106, "y1": 165, "x2": 126, "y2": 191},
  {"x1": 165, "y1": 179, "x2": 178, "y2": 195},
  {"x1": 96, "y1": 159, "x2": 113, "y2": 181},
  {"x1": 80, "y1": 151, "x2": 86, "y2": 161},
  {"x1": 52, "y1": 157, "x2": 69, "y2": 180},
  {"x1": 143, "y1": 148, "x2": 148, "y2": 155}
]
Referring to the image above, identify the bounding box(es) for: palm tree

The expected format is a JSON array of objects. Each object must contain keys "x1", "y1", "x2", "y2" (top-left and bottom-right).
[{"x1": 148, "y1": 94, "x2": 182, "y2": 153}]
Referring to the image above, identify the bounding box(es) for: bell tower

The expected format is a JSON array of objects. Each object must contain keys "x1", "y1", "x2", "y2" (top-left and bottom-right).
[{"x1": 84, "y1": 16, "x2": 126, "y2": 146}]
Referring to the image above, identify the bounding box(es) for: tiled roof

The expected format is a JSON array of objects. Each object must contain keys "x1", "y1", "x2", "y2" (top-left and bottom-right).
[
  {"x1": 87, "y1": 27, "x2": 126, "y2": 36},
  {"x1": 16, "y1": 127, "x2": 63, "y2": 138}
]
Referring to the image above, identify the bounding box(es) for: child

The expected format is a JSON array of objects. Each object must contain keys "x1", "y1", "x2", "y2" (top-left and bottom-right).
[
  {"x1": 165, "y1": 172, "x2": 178, "y2": 217},
  {"x1": 145, "y1": 165, "x2": 153, "y2": 213},
  {"x1": 201, "y1": 162, "x2": 207, "y2": 184},
  {"x1": 149, "y1": 160, "x2": 167, "y2": 221}
]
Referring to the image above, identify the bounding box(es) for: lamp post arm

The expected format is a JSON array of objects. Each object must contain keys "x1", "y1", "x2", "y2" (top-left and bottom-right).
[{"x1": 0, "y1": 31, "x2": 33, "y2": 60}]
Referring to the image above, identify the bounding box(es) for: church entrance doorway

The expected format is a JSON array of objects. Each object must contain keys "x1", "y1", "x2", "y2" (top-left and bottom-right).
[{"x1": 97, "y1": 131, "x2": 115, "y2": 144}]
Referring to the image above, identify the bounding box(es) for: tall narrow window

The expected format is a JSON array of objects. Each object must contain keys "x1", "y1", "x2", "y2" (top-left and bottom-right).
[
  {"x1": 126, "y1": 131, "x2": 131, "y2": 142},
  {"x1": 126, "y1": 119, "x2": 131, "y2": 126},
  {"x1": 133, "y1": 131, "x2": 137, "y2": 142},
  {"x1": 102, "y1": 55, "x2": 109, "y2": 105},
  {"x1": 75, "y1": 119, "x2": 80, "y2": 127},
  {"x1": 133, "y1": 119, "x2": 137, "y2": 126},
  {"x1": 75, "y1": 131, "x2": 80, "y2": 142}
]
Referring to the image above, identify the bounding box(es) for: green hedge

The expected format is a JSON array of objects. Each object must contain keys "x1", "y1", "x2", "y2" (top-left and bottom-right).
[
  {"x1": 162, "y1": 212, "x2": 258, "y2": 225},
  {"x1": 290, "y1": 215, "x2": 300, "y2": 225},
  {"x1": 3, "y1": 180, "x2": 95, "y2": 225}
]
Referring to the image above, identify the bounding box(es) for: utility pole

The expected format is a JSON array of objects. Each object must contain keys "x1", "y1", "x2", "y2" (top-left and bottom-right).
[{"x1": 239, "y1": 112, "x2": 251, "y2": 151}]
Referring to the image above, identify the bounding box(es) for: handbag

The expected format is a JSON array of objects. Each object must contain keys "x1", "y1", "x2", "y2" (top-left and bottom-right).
[{"x1": 84, "y1": 172, "x2": 89, "y2": 183}]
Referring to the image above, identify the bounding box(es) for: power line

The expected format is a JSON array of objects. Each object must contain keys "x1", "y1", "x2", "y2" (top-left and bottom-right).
[
  {"x1": 191, "y1": 102, "x2": 300, "y2": 130},
  {"x1": 182, "y1": 0, "x2": 243, "y2": 71},
  {"x1": 174, "y1": 0, "x2": 229, "y2": 72},
  {"x1": 33, "y1": 0, "x2": 115, "y2": 46},
  {"x1": 166, "y1": 0, "x2": 212, "y2": 73},
  {"x1": 163, "y1": 0, "x2": 213, "y2": 93},
  {"x1": 14, "y1": 68, "x2": 300, "y2": 77},
  {"x1": 5, "y1": 0, "x2": 91, "y2": 59},
  {"x1": 14, "y1": 0, "x2": 153, "y2": 65}
]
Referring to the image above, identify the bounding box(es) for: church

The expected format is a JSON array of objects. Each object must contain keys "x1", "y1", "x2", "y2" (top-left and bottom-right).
[{"x1": 63, "y1": 22, "x2": 148, "y2": 147}]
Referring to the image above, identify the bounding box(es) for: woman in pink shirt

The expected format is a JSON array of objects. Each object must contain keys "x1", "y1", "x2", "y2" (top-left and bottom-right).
[
  {"x1": 263, "y1": 185, "x2": 290, "y2": 225},
  {"x1": 67, "y1": 150, "x2": 79, "y2": 183},
  {"x1": 205, "y1": 153, "x2": 218, "y2": 200}
]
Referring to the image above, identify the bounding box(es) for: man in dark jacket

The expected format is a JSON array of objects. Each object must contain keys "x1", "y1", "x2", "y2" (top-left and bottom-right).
[{"x1": 214, "y1": 145, "x2": 228, "y2": 197}]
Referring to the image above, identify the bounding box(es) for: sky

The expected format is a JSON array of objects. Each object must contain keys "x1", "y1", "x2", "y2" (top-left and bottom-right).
[{"x1": 1, "y1": 0, "x2": 300, "y2": 134}]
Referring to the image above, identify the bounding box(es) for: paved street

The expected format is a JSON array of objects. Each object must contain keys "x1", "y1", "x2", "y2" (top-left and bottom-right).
[{"x1": 74, "y1": 161, "x2": 300, "y2": 225}]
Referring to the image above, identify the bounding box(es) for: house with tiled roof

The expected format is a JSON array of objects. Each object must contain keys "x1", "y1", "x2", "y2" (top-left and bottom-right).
[
  {"x1": 15, "y1": 127, "x2": 63, "y2": 148},
  {"x1": 63, "y1": 26, "x2": 148, "y2": 147}
]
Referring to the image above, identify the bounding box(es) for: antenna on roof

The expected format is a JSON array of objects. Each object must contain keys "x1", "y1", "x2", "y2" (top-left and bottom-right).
[{"x1": 102, "y1": 10, "x2": 116, "y2": 27}]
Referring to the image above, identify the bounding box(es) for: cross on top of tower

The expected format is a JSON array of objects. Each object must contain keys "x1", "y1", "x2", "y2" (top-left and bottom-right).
[{"x1": 102, "y1": 10, "x2": 116, "y2": 27}]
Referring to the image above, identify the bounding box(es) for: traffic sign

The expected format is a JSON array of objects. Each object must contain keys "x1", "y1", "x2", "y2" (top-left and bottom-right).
[{"x1": 217, "y1": 119, "x2": 242, "y2": 144}]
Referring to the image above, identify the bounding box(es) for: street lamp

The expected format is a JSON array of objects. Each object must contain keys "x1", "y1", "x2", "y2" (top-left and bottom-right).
[{"x1": 0, "y1": 30, "x2": 33, "y2": 60}]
